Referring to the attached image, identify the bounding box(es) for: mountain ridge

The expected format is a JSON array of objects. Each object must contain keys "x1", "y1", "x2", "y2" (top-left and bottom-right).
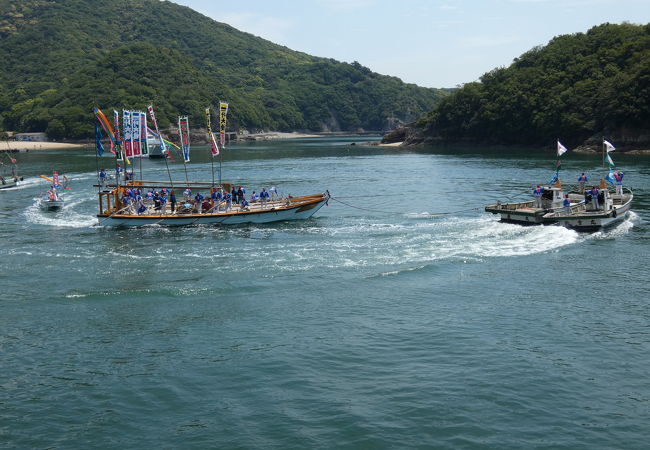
[{"x1": 0, "y1": 0, "x2": 447, "y2": 138}]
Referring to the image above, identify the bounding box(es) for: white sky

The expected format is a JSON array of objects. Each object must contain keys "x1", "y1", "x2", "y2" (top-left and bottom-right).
[{"x1": 170, "y1": 0, "x2": 650, "y2": 88}]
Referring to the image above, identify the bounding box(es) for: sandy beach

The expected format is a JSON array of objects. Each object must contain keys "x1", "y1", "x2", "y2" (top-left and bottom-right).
[{"x1": 0, "y1": 141, "x2": 87, "y2": 152}]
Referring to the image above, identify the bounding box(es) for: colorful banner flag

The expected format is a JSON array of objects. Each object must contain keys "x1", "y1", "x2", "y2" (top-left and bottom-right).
[
  {"x1": 604, "y1": 140, "x2": 616, "y2": 152},
  {"x1": 178, "y1": 116, "x2": 191, "y2": 162},
  {"x1": 205, "y1": 107, "x2": 219, "y2": 156},
  {"x1": 93, "y1": 107, "x2": 115, "y2": 144},
  {"x1": 605, "y1": 169, "x2": 615, "y2": 184},
  {"x1": 147, "y1": 105, "x2": 168, "y2": 157},
  {"x1": 52, "y1": 171, "x2": 60, "y2": 188},
  {"x1": 123, "y1": 110, "x2": 133, "y2": 158},
  {"x1": 557, "y1": 140, "x2": 568, "y2": 156},
  {"x1": 131, "y1": 111, "x2": 141, "y2": 157},
  {"x1": 113, "y1": 110, "x2": 123, "y2": 160},
  {"x1": 95, "y1": 124, "x2": 104, "y2": 156},
  {"x1": 606, "y1": 153, "x2": 615, "y2": 167},
  {"x1": 219, "y1": 101, "x2": 229, "y2": 147},
  {"x1": 139, "y1": 111, "x2": 149, "y2": 155}
]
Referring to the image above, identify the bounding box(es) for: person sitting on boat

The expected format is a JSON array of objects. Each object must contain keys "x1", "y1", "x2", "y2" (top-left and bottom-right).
[
  {"x1": 533, "y1": 185, "x2": 544, "y2": 209},
  {"x1": 202, "y1": 198, "x2": 212, "y2": 213},
  {"x1": 137, "y1": 202, "x2": 147, "y2": 215},
  {"x1": 250, "y1": 191, "x2": 258, "y2": 203},
  {"x1": 578, "y1": 173, "x2": 588, "y2": 193},
  {"x1": 48, "y1": 188, "x2": 57, "y2": 201},
  {"x1": 240, "y1": 198, "x2": 250, "y2": 211},
  {"x1": 563, "y1": 194, "x2": 571, "y2": 215},
  {"x1": 589, "y1": 186, "x2": 600, "y2": 210},
  {"x1": 99, "y1": 168, "x2": 106, "y2": 189},
  {"x1": 183, "y1": 188, "x2": 192, "y2": 201},
  {"x1": 614, "y1": 170, "x2": 624, "y2": 195},
  {"x1": 145, "y1": 190, "x2": 155, "y2": 205}
]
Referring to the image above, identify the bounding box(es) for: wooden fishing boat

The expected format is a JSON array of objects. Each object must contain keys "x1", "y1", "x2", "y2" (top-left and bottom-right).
[{"x1": 96, "y1": 181, "x2": 329, "y2": 227}]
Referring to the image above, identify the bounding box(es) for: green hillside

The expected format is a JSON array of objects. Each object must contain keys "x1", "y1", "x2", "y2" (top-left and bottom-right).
[
  {"x1": 0, "y1": 0, "x2": 446, "y2": 139},
  {"x1": 391, "y1": 23, "x2": 650, "y2": 149}
]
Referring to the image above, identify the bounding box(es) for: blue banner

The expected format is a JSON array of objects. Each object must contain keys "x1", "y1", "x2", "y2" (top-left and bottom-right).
[{"x1": 95, "y1": 124, "x2": 105, "y2": 156}]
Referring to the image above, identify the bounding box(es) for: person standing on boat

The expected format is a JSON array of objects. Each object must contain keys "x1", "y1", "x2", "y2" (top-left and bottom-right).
[
  {"x1": 563, "y1": 194, "x2": 571, "y2": 215},
  {"x1": 231, "y1": 187, "x2": 238, "y2": 204},
  {"x1": 260, "y1": 187, "x2": 270, "y2": 209},
  {"x1": 578, "y1": 173, "x2": 588, "y2": 193},
  {"x1": 194, "y1": 192, "x2": 204, "y2": 213},
  {"x1": 169, "y1": 190, "x2": 177, "y2": 214},
  {"x1": 533, "y1": 185, "x2": 544, "y2": 209},
  {"x1": 589, "y1": 186, "x2": 600, "y2": 210},
  {"x1": 115, "y1": 164, "x2": 122, "y2": 185},
  {"x1": 183, "y1": 188, "x2": 192, "y2": 202},
  {"x1": 99, "y1": 168, "x2": 106, "y2": 189},
  {"x1": 237, "y1": 186, "x2": 245, "y2": 204},
  {"x1": 269, "y1": 186, "x2": 278, "y2": 200},
  {"x1": 614, "y1": 171, "x2": 624, "y2": 195},
  {"x1": 225, "y1": 192, "x2": 232, "y2": 211}
]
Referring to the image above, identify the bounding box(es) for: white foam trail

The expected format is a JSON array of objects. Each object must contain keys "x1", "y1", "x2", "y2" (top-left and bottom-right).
[{"x1": 23, "y1": 198, "x2": 97, "y2": 228}]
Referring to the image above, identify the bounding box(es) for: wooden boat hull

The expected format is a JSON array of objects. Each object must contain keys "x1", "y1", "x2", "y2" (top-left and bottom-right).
[
  {"x1": 97, "y1": 193, "x2": 329, "y2": 227},
  {"x1": 484, "y1": 201, "x2": 547, "y2": 224}
]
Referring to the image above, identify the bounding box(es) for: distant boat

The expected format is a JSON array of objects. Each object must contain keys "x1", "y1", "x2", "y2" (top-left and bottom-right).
[
  {"x1": 485, "y1": 182, "x2": 633, "y2": 231},
  {"x1": 485, "y1": 139, "x2": 632, "y2": 231},
  {"x1": 39, "y1": 172, "x2": 68, "y2": 211},
  {"x1": 0, "y1": 152, "x2": 21, "y2": 189}
]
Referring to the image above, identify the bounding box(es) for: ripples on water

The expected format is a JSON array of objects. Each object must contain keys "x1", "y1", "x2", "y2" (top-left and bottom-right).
[{"x1": 1, "y1": 140, "x2": 649, "y2": 449}]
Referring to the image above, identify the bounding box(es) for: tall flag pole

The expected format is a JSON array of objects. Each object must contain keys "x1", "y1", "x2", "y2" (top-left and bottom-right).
[{"x1": 147, "y1": 105, "x2": 174, "y2": 189}]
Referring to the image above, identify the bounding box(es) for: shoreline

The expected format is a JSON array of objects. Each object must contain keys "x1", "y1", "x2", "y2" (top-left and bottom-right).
[{"x1": 0, "y1": 141, "x2": 87, "y2": 152}]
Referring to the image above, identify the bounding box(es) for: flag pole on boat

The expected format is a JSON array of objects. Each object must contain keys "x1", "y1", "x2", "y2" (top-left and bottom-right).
[
  {"x1": 178, "y1": 115, "x2": 190, "y2": 186},
  {"x1": 147, "y1": 105, "x2": 174, "y2": 190}
]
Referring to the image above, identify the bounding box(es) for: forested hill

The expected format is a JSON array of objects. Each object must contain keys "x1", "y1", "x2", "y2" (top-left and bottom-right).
[
  {"x1": 0, "y1": 0, "x2": 446, "y2": 139},
  {"x1": 385, "y1": 23, "x2": 650, "y2": 150}
]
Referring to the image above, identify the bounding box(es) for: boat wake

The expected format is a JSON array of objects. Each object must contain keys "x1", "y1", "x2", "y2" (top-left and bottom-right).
[{"x1": 23, "y1": 197, "x2": 97, "y2": 228}]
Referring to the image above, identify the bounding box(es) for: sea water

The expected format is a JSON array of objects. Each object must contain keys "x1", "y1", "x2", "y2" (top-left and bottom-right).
[{"x1": 1, "y1": 137, "x2": 649, "y2": 449}]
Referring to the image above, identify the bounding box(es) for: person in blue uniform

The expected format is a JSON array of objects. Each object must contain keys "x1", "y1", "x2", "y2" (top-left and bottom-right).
[
  {"x1": 578, "y1": 173, "x2": 588, "y2": 193},
  {"x1": 99, "y1": 168, "x2": 106, "y2": 189},
  {"x1": 194, "y1": 192, "x2": 204, "y2": 213},
  {"x1": 589, "y1": 186, "x2": 600, "y2": 209},
  {"x1": 563, "y1": 194, "x2": 571, "y2": 215},
  {"x1": 533, "y1": 185, "x2": 544, "y2": 209}
]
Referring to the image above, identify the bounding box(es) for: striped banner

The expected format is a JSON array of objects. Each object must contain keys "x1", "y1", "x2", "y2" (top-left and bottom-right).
[
  {"x1": 205, "y1": 107, "x2": 219, "y2": 156},
  {"x1": 178, "y1": 116, "x2": 191, "y2": 162},
  {"x1": 147, "y1": 105, "x2": 168, "y2": 157},
  {"x1": 113, "y1": 110, "x2": 123, "y2": 161},
  {"x1": 139, "y1": 111, "x2": 149, "y2": 155},
  {"x1": 123, "y1": 110, "x2": 133, "y2": 158},
  {"x1": 219, "y1": 102, "x2": 229, "y2": 147},
  {"x1": 131, "y1": 111, "x2": 141, "y2": 157}
]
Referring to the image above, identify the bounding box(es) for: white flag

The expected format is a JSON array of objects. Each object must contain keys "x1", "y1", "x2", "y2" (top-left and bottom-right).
[
  {"x1": 557, "y1": 140, "x2": 568, "y2": 156},
  {"x1": 604, "y1": 140, "x2": 616, "y2": 152}
]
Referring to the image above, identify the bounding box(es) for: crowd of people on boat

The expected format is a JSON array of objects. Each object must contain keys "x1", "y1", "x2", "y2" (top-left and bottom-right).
[
  {"x1": 118, "y1": 184, "x2": 279, "y2": 215},
  {"x1": 531, "y1": 170, "x2": 625, "y2": 212}
]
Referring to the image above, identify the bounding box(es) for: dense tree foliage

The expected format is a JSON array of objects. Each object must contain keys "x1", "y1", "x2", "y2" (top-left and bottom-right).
[
  {"x1": 0, "y1": 0, "x2": 446, "y2": 139},
  {"x1": 409, "y1": 23, "x2": 650, "y2": 147}
]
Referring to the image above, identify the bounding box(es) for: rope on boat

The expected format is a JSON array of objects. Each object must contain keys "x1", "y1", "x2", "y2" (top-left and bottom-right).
[{"x1": 328, "y1": 196, "x2": 481, "y2": 217}]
